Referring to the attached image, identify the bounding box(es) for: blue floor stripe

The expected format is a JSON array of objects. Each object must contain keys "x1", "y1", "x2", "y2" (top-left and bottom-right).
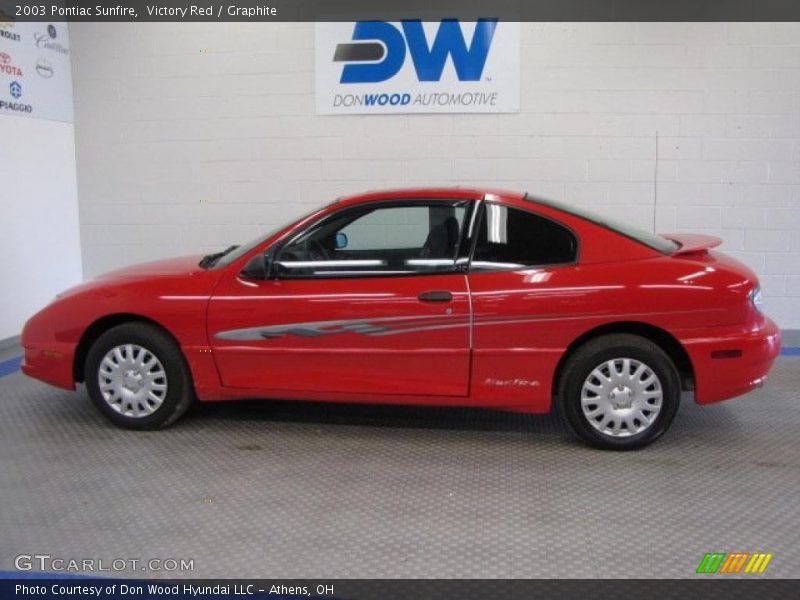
[
  {"x1": 782, "y1": 347, "x2": 800, "y2": 356},
  {"x1": 0, "y1": 356, "x2": 22, "y2": 379}
]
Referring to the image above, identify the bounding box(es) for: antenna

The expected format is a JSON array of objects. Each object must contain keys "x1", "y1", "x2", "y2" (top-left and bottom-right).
[{"x1": 653, "y1": 131, "x2": 659, "y2": 233}]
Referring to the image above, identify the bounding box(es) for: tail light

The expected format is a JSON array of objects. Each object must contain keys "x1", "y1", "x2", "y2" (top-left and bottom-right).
[{"x1": 750, "y1": 284, "x2": 764, "y2": 314}]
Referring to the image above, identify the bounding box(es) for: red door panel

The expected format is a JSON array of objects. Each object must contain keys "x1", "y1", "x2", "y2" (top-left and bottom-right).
[{"x1": 207, "y1": 273, "x2": 471, "y2": 397}]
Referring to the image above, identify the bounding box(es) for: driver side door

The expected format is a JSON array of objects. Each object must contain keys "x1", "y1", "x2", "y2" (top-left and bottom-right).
[{"x1": 206, "y1": 199, "x2": 474, "y2": 398}]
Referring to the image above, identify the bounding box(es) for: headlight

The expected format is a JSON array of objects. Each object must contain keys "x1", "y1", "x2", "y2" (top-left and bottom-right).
[{"x1": 751, "y1": 285, "x2": 764, "y2": 314}]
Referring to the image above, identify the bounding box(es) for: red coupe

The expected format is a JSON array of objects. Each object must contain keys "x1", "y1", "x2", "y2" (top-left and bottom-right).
[{"x1": 22, "y1": 188, "x2": 780, "y2": 449}]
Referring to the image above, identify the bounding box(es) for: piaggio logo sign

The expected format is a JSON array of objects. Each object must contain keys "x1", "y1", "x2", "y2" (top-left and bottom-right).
[
  {"x1": 696, "y1": 552, "x2": 773, "y2": 574},
  {"x1": 315, "y1": 20, "x2": 520, "y2": 115},
  {"x1": 1, "y1": 78, "x2": 31, "y2": 115}
]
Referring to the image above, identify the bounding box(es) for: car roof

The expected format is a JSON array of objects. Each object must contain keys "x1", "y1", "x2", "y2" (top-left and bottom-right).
[{"x1": 335, "y1": 187, "x2": 525, "y2": 205}]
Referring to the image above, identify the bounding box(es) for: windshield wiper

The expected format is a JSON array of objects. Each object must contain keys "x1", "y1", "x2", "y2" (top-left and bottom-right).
[{"x1": 199, "y1": 245, "x2": 239, "y2": 269}]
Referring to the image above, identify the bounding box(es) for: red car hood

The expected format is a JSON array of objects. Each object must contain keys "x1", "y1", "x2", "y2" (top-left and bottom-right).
[
  {"x1": 42, "y1": 254, "x2": 213, "y2": 308},
  {"x1": 97, "y1": 255, "x2": 205, "y2": 279}
]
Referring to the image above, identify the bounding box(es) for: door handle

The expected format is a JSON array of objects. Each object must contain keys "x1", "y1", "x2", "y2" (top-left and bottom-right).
[{"x1": 418, "y1": 291, "x2": 453, "y2": 303}]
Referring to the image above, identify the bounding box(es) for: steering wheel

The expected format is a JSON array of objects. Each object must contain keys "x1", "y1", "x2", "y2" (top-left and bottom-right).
[{"x1": 304, "y1": 239, "x2": 329, "y2": 261}]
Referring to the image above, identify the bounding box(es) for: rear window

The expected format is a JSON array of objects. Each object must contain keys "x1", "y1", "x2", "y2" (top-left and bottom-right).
[{"x1": 525, "y1": 195, "x2": 679, "y2": 254}]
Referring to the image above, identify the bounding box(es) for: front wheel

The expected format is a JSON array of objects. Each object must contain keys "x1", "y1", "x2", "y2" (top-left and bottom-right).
[
  {"x1": 558, "y1": 334, "x2": 681, "y2": 450},
  {"x1": 85, "y1": 323, "x2": 194, "y2": 429}
]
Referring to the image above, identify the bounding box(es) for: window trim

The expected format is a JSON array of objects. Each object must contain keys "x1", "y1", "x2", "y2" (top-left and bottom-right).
[
  {"x1": 269, "y1": 198, "x2": 477, "y2": 281},
  {"x1": 466, "y1": 201, "x2": 581, "y2": 274},
  {"x1": 456, "y1": 197, "x2": 482, "y2": 271}
]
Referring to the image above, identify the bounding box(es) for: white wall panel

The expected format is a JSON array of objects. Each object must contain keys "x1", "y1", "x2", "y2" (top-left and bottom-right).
[
  {"x1": 71, "y1": 22, "x2": 800, "y2": 327},
  {"x1": 0, "y1": 116, "x2": 82, "y2": 339},
  {"x1": 0, "y1": 21, "x2": 81, "y2": 339}
]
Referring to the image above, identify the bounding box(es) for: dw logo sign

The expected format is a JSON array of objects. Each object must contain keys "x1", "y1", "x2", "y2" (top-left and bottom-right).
[
  {"x1": 335, "y1": 19, "x2": 498, "y2": 84},
  {"x1": 315, "y1": 20, "x2": 520, "y2": 115}
]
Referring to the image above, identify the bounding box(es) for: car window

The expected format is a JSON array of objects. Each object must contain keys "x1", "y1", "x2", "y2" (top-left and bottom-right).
[
  {"x1": 526, "y1": 195, "x2": 678, "y2": 254},
  {"x1": 275, "y1": 201, "x2": 467, "y2": 278},
  {"x1": 210, "y1": 205, "x2": 323, "y2": 269},
  {"x1": 471, "y1": 203, "x2": 577, "y2": 271},
  {"x1": 339, "y1": 206, "x2": 434, "y2": 250}
]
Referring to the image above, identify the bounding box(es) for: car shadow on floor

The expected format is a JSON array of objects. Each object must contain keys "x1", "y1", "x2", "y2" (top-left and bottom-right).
[
  {"x1": 192, "y1": 397, "x2": 565, "y2": 434},
  {"x1": 187, "y1": 391, "x2": 731, "y2": 437},
  {"x1": 34, "y1": 380, "x2": 745, "y2": 445}
]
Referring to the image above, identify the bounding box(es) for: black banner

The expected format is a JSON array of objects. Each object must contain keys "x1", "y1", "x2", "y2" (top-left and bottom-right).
[
  {"x1": 2, "y1": 0, "x2": 800, "y2": 22},
  {"x1": 2, "y1": 578, "x2": 800, "y2": 600}
]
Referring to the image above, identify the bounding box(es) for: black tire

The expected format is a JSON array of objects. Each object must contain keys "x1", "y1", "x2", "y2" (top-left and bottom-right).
[
  {"x1": 84, "y1": 323, "x2": 195, "y2": 429},
  {"x1": 558, "y1": 334, "x2": 681, "y2": 450}
]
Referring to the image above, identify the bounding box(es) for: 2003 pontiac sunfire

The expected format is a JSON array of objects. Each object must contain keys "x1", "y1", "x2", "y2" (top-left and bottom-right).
[{"x1": 22, "y1": 189, "x2": 781, "y2": 449}]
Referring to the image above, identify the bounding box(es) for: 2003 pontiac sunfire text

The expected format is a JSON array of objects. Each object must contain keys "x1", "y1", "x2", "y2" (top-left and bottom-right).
[{"x1": 27, "y1": 4, "x2": 278, "y2": 18}]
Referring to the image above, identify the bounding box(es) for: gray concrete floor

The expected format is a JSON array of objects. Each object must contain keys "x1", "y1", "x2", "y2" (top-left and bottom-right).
[
  {"x1": 782, "y1": 329, "x2": 800, "y2": 346},
  {"x1": 0, "y1": 357, "x2": 798, "y2": 579}
]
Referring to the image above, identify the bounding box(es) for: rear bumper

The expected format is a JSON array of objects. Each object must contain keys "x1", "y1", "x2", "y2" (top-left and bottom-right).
[
  {"x1": 21, "y1": 342, "x2": 76, "y2": 391},
  {"x1": 684, "y1": 317, "x2": 781, "y2": 405}
]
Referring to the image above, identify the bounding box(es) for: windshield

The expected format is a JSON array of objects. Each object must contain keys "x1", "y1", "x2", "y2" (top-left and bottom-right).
[
  {"x1": 526, "y1": 195, "x2": 679, "y2": 254},
  {"x1": 210, "y1": 206, "x2": 325, "y2": 269}
]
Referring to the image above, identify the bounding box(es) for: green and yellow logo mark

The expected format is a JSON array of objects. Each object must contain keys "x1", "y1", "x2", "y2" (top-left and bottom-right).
[{"x1": 696, "y1": 552, "x2": 773, "y2": 574}]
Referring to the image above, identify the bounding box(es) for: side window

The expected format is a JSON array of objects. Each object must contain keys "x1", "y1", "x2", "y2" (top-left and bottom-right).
[
  {"x1": 471, "y1": 204, "x2": 577, "y2": 271},
  {"x1": 275, "y1": 202, "x2": 466, "y2": 278},
  {"x1": 339, "y1": 206, "x2": 432, "y2": 250}
]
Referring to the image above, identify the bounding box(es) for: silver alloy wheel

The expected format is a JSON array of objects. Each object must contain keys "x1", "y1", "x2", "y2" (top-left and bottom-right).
[
  {"x1": 98, "y1": 344, "x2": 168, "y2": 418},
  {"x1": 580, "y1": 357, "x2": 663, "y2": 438}
]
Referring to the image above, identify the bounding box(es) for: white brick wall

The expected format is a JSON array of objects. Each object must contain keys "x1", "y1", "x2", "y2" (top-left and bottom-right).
[{"x1": 71, "y1": 22, "x2": 800, "y2": 328}]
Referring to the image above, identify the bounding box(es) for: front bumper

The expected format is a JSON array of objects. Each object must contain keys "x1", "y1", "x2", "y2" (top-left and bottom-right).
[
  {"x1": 684, "y1": 317, "x2": 781, "y2": 405},
  {"x1": 21, "y1": 342, "x2": 76, "y2": 391}
]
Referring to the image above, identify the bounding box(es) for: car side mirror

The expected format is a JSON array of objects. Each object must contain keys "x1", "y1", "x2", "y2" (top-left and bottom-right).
[
  {"x1": 240, "y1": 253, "x2": 273, "y2": 280},
  {"x1": 335, "y1": 232, "x2": 348, "y2": 249}
]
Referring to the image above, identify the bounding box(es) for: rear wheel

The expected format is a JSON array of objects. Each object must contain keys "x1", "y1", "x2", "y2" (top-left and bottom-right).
[
  {"x1": 85, "y1": 323, "x2": 194, "y2": 429},
  {"x1": 558, "y1": 334, "x2": 681, "y2": 450}
]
